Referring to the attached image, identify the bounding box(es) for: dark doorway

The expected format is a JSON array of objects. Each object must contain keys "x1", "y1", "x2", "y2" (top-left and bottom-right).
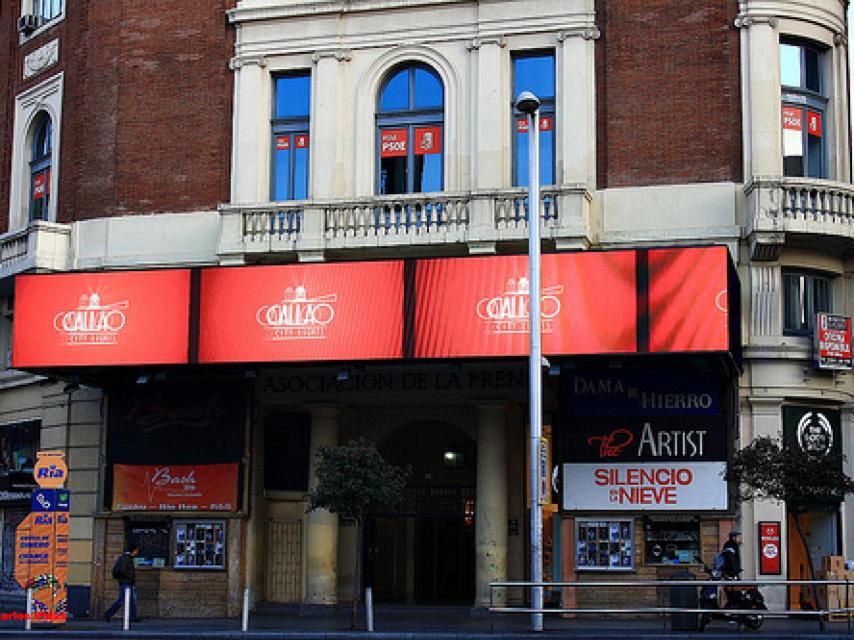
[{"x1": 368, "y1": 422, "x2": 476, "y2": 604}]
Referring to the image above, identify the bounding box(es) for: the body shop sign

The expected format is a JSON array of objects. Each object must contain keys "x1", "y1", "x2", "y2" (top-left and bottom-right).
[
  {"x1": 561, "y1": 416, "x2": 728, "y2": 511},
  {"x1": 814, "y1": 313, "x2": 852, "y2": 370}
]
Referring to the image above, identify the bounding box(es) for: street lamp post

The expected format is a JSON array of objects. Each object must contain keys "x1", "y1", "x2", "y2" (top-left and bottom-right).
[{"x1": 515, "y1": 90, "x2": 543, "y2": 633}]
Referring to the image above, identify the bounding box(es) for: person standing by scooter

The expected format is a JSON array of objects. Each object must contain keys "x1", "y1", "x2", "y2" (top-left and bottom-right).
[{"x1": 720, "y1": 531, "x2": 742, "y2": 578}]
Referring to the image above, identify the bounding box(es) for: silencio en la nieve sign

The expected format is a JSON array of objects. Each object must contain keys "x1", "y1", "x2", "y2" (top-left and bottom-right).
[{"x1": 12, "y1": 246, "x2": 735, "y2": 368}]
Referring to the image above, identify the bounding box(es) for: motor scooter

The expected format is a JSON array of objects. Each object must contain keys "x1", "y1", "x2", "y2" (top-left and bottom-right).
[{"x1": 698, "y1": 565, "x2": 766, "y2": 631}]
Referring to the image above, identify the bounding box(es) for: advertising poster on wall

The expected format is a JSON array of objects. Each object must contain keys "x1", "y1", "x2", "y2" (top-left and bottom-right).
[
  {"x1": 758, "y1": 521, "x2": 782, "y2": 575},
  {"x1": 813, "y1": 313, "x2": 852, "y2": 370}
]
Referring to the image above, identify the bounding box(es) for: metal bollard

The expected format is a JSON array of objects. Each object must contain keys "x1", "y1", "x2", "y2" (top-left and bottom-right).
[
  {"x1": 366, "y1": 586, "x2": 374, "y2": 632},
  {"x1": 242, "y1": 586, "x2": 250, "y2": 632},
  {"x1": 25, "y1": 587, "x2": 32, "y2": 631},
  {"x1": 123, "y1": 587, "x2": 130, "y2": 631}
]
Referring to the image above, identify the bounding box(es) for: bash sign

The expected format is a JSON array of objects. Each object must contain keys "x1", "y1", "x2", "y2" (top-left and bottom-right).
[{"x1": 112, "y1": 463, "x2": 239, "y2": 512}]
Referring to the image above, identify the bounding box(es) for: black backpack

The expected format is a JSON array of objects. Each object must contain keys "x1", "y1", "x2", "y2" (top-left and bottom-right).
[{"x1": 111, "y1": 555, "x2": 124, "y2": 580}]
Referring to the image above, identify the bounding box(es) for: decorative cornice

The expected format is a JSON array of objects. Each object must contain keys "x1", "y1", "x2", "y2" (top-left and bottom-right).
[
  {"x1": 834, "y1": 32, "x2": 847, "y2": 47},
  {"x1": 557, "y1": 26, "x2": 600, "y2": 41},
  {"x1": 734, "y1": 14, "x2": 778, "y2": 29},
  {"x1": 229, "y1": 55, "x2": 267, "y2": 71},
  {"x1": 311, "y1": 49, "x2": 353, "y2": 63},
  {"x1": 23, "y1": 39, "x2": 59, "y2": 81},
  {"x1": 466, "y1": 36, "x2": 505, "y2": 51}
]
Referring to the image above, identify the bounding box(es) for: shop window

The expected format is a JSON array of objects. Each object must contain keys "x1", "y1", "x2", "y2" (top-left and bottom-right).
[
  {"x1": 575, "y1": 519, "x2": 634, "y2": 571},
  {"x1": 781, "y1": 40, "x2": 827, "y2": 178},
  {"x1": 29, "y1": 113, "x2": 52, "y2": 221},
  {"x1": 783, "y1": 270, "x2": 832, "y2": 335},
  {"x1": 376, "y1": 63, "x2": 444, "y2": 194},
  {"x1": 126, "y1": 521, "x2": 170, "y2": 568},
  {"x1": 263, "y1": 411, "x2": 310, "y2": 491},
  {"x1": 0, "y1": 420, "x2": 38, "y2": 486},
  {"x1": 271, "y1": 72, "x2": 310, "y2": 201},
  {"x1": 512, "y1": 52, "x2": 555, "y2": 187},
  {"x1": 173, "y1": 521, "x2": 226, "y2": 569},
  {"x1": 643, "y1": 516, "x2": 701, "y2": 565}
]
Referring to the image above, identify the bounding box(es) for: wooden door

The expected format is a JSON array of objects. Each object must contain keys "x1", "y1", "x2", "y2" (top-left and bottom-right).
[{"x1": 265, "y1": 519, "x2": 302, "y2": 603}]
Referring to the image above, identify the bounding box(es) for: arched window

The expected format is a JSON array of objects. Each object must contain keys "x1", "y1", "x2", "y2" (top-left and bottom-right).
[
  {"x1": 376, "y1": 64, "x2": 443, "y2": 194},
  {"x1": 781, "y1": 39, "x2": 827, "y2": 178},
  {"x1": 29, "y1": 114, "x2": 52, "y2": 221}
]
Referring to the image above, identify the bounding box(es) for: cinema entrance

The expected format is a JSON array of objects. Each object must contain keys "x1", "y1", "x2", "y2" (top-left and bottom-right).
[{"x1": 366, "y1": 422, "x2": 477, "y2": 604}]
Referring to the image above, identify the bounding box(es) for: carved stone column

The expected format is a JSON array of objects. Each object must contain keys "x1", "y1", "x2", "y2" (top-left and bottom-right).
[
  {"x1": 311, "y1": 50, "x2": 351, "y2": 198},
  {"x1": 230, "y1": 55, "x2": 268, "y2": 203},
  {"x1": 470, "y1": 37, "x2": 506, "y2": 190},
  {"x1": 557, "y1": 27, "x2": 599, "y2": 187}
]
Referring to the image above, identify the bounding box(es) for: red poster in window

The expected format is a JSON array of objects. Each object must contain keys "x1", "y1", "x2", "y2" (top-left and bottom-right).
[
  {"x1": 276, "y1": 136, "x2": 290, "y2": 150},
  {"x1": 412, "y1": 252, "x2": 637, "y2": 358},
  {"x1": 516, "y1": 116, "x2": 554, "y2": 133},
  {"x1": 782, "y1": 106, "x2": 802, "y2": 131},
  {"x1": 12, "y1": 270, "x2": 191, "y2": 368},
  {"x1": 380, "y1": 129, "x2": 408, "y2": 157},
  {"x1": 32, "y1": 173, "x2": 45, "y2": 200},
  {"x1": 112, "y1": 463, "x2": 239, "y2": 512},
  {"x1": 414, "y1": 127, "x2": 441, "y2": 155},
  {"x1": 199, "y1": 262, "x2": 404, "y2": 363},
  {"x1": 295, "y1": 134, "x2": 309, "y2": 149},
  {"x1": 758, "y1": 522, "x2": 781, "y2": 575},
  {"x1": 648, "y1": 246, "x2": 729, "y2": 352},
  {"x1": 808, "y1": 111, "x2": 822, "y2": 137}
]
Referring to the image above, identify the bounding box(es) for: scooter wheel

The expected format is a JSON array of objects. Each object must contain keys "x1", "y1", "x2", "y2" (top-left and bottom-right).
[{"x1": 744, "y1": 614, "x2": 763, "y2": 630}]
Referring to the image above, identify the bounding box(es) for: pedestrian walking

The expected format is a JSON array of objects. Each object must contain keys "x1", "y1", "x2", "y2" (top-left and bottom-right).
[
  {"x1": 720, "y1": 530, "x2": 742, "y2": 579},
  {"x1": 104, "y1": 543, "x2": 140, "y2": 622}
]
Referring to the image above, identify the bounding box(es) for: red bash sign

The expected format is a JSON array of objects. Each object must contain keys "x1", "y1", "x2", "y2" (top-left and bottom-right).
[
  {"x1": 13, "y1": 270, "x2": 191, "y2": 368},
  {"x1": 112, "y1": 463, "x2": 239, "y2": 512},
  {"x1": 758, "y1": 521, "x2": 781, "y2": 575}
]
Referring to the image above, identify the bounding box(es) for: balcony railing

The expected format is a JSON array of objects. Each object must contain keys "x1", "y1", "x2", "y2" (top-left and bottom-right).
[
  {"x1": 218, "y1": 185, "x2": 592, "y2": 262},
  {"x1": 745, "y1": 176, "x2": 854, "y2": 260},
  {"x1": 0, "y1": 221, "x2": 71, "y2": 280}
]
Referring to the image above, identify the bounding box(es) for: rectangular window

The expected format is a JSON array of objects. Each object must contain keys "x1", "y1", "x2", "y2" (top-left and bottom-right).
[
  {"x1": 263, "y1": 412, "x2": 310, "y2": 491},
  {"x1": 173, "y1": 521, "x2": 226, "y2": 570},
  {"x1": 126, "y1": 521, "x2": 170, "y2": 568},
  {"x1": 643, "y1": 516, "x2": 701, "y2": 565},
  {"x1": 783, "y1": 271, "x2": 832, "y2": 335},
  {"x1": 32, "y1": 0, "x2": 61, "y2": 24},
  {"x1": 781, "y1": 40, "x2": 827, "y2": 178},
  {"x1": 512, "y1": 52, "x2": 555, "y2": 187},
  {"x1": 575, "y1": 519, "x2": 634, "y2": 571},
  {"x1": 272, "y1": 73, "x2": 310, "y2": 201}
]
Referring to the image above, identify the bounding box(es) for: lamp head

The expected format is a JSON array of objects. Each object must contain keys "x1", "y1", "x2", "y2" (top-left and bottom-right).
[{"x1": 515, "y1": 90, "x2": 541, "y2": 115}]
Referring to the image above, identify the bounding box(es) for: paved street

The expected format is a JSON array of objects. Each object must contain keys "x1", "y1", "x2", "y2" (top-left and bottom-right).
[{"x1": 0, "y1": 606, "x2": 851, "y2": 639}]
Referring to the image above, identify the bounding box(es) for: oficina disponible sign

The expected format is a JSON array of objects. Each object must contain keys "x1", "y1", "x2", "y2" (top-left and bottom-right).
[{"x1": 814, "y1": 313, "x2": 853, "y2": 370}]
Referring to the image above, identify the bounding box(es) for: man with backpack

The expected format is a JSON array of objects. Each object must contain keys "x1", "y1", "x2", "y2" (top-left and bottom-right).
[{"x1": 103, "y1": 543, "x2": 140, "y2": 623}]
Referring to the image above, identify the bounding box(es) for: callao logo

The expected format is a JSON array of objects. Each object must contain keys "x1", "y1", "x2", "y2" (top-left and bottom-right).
[
  {"x1": 476, "y1": 276, "x2": 563, "y2": 335},
  {"x1": 53, "y1": 293, "x2": 128, "y2": 345},
  {"x1": 256, "y1": 285, "x2": 337, "y2": 341}
]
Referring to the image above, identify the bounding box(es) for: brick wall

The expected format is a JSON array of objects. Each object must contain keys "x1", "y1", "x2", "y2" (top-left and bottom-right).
[
  {"x1": 0, "y1": 1, "x2": 235, "y2": 232},
  {"x1": 595, "y1": 0, "x2": 743, "y2": 188}
]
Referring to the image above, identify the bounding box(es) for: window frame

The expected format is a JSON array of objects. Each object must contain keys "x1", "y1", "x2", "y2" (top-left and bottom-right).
[
  {"x1": 19, "y1": 0, "x2": 64, "y2": 42},
  {"x1": 29, "y1": 114, "x2": 52, "y2": 222},
  {"x1": 782, "y1": 269, "x2": 833, "y2": 336},
  {"x1": 511, "y1": 50, "x2": 556, "y2": 188},
  {"x1": 270, "y1": 71, "x2": 311, "y2": 202},
  {"x1": 375, "y1": 63, "x2": 445, "y2": 195},
  {"x1": 780, "y1": 39, "x2": 828, "y2": 179}
]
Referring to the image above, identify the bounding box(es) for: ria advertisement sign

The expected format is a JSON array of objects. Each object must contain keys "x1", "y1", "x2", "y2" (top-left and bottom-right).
[
  {"x1": 13, "y1": 270, "x2": 191, "y2": 367},
  {"x1": 412, "y1": 252, "x2": 637, "y2": 358},
  {"x1": 199, "y1": 262, "x2": 404, "y2": 363}
]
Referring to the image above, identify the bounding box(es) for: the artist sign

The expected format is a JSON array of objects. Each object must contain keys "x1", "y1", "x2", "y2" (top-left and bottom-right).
[{"x1": 561, "y1": 416, "x2": 728, "y2": 511}]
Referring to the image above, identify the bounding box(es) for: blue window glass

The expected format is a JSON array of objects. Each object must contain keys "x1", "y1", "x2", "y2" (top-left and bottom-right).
[
  {"x1": 272, "y1": 73, "x2": 311, "y2": 200},
  {"x1": 513, "y1": 52, "x2": 556, "y2": 187},
  {"x1": 376, "y1": 64, "x2": 444, "y2": 195},
  {"x1": 29, "y1": 114, "x2": 52, "y2": 222},
  {"x1": 781, "y1": 40, "x2": 826, "y2": 178}
]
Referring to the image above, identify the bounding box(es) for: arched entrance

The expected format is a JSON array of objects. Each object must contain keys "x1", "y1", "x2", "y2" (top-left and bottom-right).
[{"x1": 367, "y1": 422, "x2": 476, "y2": 604}]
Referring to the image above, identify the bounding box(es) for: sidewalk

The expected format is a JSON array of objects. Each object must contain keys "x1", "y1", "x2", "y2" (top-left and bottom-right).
[{"x1": 0, "y1": 605, "x2": 851, "y2": 639}]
